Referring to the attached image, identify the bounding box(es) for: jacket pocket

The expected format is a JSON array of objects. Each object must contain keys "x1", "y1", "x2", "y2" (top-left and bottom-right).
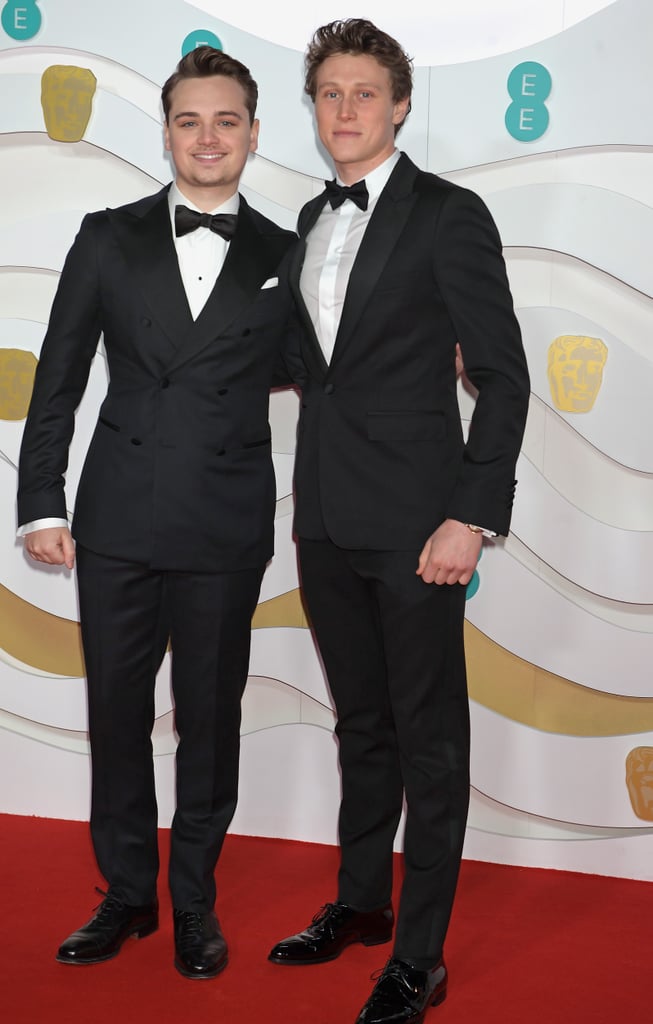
[{"x1": 98, "y1": 415, "x2": 121, "y2": 432}]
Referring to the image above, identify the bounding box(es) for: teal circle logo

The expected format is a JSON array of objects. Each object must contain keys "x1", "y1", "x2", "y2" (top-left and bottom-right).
[
  {"x1": 465, "y1": 570, "x2": 480, "y2": 600},
  {"x1": 2, "y1": 0, "x2": 42, "y2": 39},
  {"x1": 465, "y1": 545, "x2": 482, "y2": 601},
  {"x1": 181, "y1": 29, "x2": 223, "y2": 56},
  {"x1": 505, "y1": 61, "x2": 551, "y2": 142}
]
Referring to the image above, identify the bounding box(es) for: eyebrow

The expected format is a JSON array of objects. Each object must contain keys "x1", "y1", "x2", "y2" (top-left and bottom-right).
[
  {"x1": 318, "y1": 81, "x2": 381, "y2": 89},
  {"x1": 173, "y1": 109, "x2": 244, "y2": 121}
]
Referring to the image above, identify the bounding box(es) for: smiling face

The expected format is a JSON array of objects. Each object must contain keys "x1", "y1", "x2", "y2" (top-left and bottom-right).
[
  {"x1": 313, "y1": 53, "x2": 410, "y2": 184},
  {"x1": 164, "y1": 74, "x2": 259, "y2": 210}
]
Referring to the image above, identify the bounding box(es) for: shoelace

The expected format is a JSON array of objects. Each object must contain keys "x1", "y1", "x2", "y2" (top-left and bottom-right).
[
  {"x1": 310, "y1": 902, "x2": 349, "y2": 935},
  {"x1": 91, "y1": 886, "x2": 124, "y2": 918},
  {"x1": 175, "y1": 911, "x2": 205, "y2": 939},
  {"x1": 370, "y1": 959, "x2": 416, "y2": 989},
  {"x1": 312, "y1": 902, "x2": 340, "y2": 924}
]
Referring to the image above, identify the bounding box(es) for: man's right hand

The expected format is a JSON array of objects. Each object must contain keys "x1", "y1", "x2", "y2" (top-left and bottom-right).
[{"x1": 24, "y1": 527, "x2": 75, "y2": 569}]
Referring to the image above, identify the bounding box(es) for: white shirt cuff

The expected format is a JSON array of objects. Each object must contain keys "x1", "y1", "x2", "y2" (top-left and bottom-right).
[{"x1": 17, "y1": 517, "x2": 69, "y2": 537}]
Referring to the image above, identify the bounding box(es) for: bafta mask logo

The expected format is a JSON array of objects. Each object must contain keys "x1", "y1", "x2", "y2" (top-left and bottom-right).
[
  {"x1": 547, "y1": 335, "x2": 608, "y2": 413},
  {"x1": 0, "y1": 348, "x2": 37, "y2": 420},
  {"x1": 626, "y1": 747, "x2": 653, "y2": 822},
  {"x1": 41, "y1": 65, "x2": 97, "y2": 143}
]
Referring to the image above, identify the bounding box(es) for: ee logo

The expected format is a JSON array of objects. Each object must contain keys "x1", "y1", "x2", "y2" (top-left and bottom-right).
[
  {"x1": 1, "y1": 0, "x2": 41, "y2": 39},
  {"x1": 505, "y1": 61, "x2": 551, "y2": 142},
  {"x1": 182, "y1": 29, "x2": 222, "y2": 56}
]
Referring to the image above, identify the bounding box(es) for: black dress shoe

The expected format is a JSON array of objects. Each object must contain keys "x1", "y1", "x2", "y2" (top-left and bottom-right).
[
  {"x1": 355, "y1": 957, "x2": 447, "y2": 1023},
  {"x1": 56, "y1": 890, "x2": 158, "y2": 964},
  {"x1": 173, "y1": 910, "x2": 228, "y2": 979},
  {"x1": 268, "y1": 901, "x2": 393, "y2": 965}
]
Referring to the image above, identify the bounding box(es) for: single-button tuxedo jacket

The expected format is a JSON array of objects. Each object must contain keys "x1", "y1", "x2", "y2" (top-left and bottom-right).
[
  {"x1": 290, "y1": 153, "x2": 530, "y2": 547},
  {"x1": 18, "y1": 186, "x2": 296, "y2": 572}
]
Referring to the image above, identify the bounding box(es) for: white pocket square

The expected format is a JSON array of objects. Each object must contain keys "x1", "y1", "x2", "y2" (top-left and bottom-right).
[{"x1": 261, "y1": 277, "x2": 278, "y2": 289}]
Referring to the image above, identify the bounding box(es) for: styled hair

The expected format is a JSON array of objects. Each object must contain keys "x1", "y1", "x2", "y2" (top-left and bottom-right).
[
  {"x1": 161, "y1": 46, "x2": 258, "y2": 124},
  {"x1": 304, "y1": 19, "x2": 413, "y2": 132}
]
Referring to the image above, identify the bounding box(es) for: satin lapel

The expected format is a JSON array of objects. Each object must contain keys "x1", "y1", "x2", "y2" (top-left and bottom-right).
[
  {"x1": 330, "y1": 155, "x2": 419, "y2": 366},
  {"x1": 108, "y1": 188, "x2": 192, "y2": 354},
  {"x1": 292, "y1": 193, "x2": 330, "y2": 379},
  {"x1": 165, "y1": 200, "x2": 276, "y2": 373}
]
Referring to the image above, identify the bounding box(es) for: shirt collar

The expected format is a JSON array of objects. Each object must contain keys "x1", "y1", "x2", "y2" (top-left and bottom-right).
[
  {"x1": 335, "y1": 149, "x2": 400, "y2": 206},
  {"x1": 168, "y1": 182, "x2": 240, "y2": 226}
]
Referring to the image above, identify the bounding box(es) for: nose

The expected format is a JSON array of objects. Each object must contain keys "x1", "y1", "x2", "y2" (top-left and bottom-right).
[
  {"x1": 337, "y1": 95, "x2": 356, "y2": 121},
  {"x1": 198, "y1": 123, "x2": 220, "y2": 146}
]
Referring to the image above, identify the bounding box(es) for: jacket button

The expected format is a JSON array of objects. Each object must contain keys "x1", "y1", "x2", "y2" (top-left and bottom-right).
[
  {"x1": 242, "y1": 328, "x2": 251, "y2": 337},
  {"x1": 324, "y1": 383, "x2": 334, "y2": 395},
  {"x1": 160, "y1": 378, "x2": 170, "y2": 389},
  {"x1": 130, "y1": 437, "x2": 142, "y2": 446}
]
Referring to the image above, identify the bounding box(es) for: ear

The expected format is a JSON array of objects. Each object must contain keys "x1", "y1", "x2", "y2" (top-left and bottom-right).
[
  {"x1": 249, "y1": 118, "x2": 260, "y2": 154},
  {"x1": 392, "y1": 96, "x2": 410, "y2": 127},
  {"x1": 164, "y1": 120, "x2": 171, "y2": 153}
]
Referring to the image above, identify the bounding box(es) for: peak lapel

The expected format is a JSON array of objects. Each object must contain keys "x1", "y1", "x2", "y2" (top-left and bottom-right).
[
  {"x1": 108, "y1": 187, "x2": 192, "y2": 353},
  {"x1": 164, "y1": 198, "x2": 277, "y2": 374},
  {"x1": 330, "y1": 155, "x2": 419, "y2": 366}
]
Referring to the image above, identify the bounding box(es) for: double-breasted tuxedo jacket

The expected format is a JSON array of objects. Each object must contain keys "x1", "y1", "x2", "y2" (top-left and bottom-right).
[
  {"x1": 287, "y1": 153, "x2": 530, "y2": 962},
  {"x1": 18, "y1": 186, "x2": 295, "y2": 570},
  {"x1": 290, "y1": 153, "x2": 530, "y2": 545},
  {"x1": 17, "y1": 186, "x2": 296, "y2": 910}
]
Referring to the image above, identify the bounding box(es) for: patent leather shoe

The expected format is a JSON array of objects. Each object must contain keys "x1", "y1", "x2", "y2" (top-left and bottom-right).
[
  {"x1": 173, "y1": 909, "x2": 228, "y2": 979},
  {"x1": 268, "y1": 901, "x2": 393, "y2": 965},
  {"x1": 56, "y1": 889, "x2": 158, "y2": 964},
  {"x1": 356, "y1": 957, "x2": 447, "y2": 1023}
]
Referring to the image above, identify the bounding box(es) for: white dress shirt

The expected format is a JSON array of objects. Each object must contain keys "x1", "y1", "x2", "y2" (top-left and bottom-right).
[
  {"x1": 170, "y1": 182, "x2": 239, "y2": 321},
  {"x1": 300, "y1": 150, "x2": 400, "y2": 364},
  {"x1": 18, "y1": 184, "x2": 239, "y2": 536}
]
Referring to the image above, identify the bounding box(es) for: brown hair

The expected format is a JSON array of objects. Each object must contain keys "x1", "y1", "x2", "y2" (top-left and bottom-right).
[
  {"x1": 304, "y1": 19, "x2": 413, "y2": 133},
  {"x1": 161, "y1": 47, "x2": 258, "y2": 124}
]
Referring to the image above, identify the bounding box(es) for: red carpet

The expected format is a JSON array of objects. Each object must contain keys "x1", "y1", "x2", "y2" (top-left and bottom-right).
[{"x1": 2, "y1": 814, "x2": 650, "y2": 1022}]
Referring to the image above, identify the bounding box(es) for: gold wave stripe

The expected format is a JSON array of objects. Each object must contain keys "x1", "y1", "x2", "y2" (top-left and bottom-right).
[
  {"x1": 1, "y1": 582, "x2": 650, "y2": 737},
  {"x1": 0, "y1": 583, "x2": 84, "y2": 676}
]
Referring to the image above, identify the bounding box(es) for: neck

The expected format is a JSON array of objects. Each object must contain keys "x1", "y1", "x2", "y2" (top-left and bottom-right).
[
  {"x1": 175, "y1": 181, "x2": 238, "y2": 212},
  {"x1": 333, "y1": 147, "x2": 396, "y2": 186}
]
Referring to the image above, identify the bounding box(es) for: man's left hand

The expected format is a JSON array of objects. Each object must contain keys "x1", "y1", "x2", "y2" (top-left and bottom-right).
[{"x1": 416, "y1": 519, "x2": 482, "y2": 585}]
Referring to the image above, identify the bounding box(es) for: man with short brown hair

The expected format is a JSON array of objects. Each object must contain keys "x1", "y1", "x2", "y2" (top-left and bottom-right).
[
  {"x1": 268, "y1": 19, "x2": 530, "y2": 1023},
  {"x1": 18, "y1": 47, "x2": 295, "y2": 979}
]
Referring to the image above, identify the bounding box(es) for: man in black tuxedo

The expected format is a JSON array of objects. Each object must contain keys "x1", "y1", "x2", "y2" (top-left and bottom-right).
[
  {"x1": 17, "y1": 47, "x2": 295, "y2": 979},
  {"x1": 268, "y1": 20, "x2": 530, "y2": 1023}
]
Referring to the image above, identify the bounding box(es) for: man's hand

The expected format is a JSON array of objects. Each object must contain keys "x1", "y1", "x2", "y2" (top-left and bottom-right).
[
  {"x1": 416, "y1": 519, "x2": 482, "y2": 585},
  {"x1": 24, "y1": 527, "x2": 75, "y2": 570},
  {"x1": 455, "y1": 342, "x2": 464, "y2": 378}
]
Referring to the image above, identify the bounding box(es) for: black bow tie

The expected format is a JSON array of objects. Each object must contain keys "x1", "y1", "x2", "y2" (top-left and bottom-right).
[
  {"x1": 174, "y1": 205, "x2": 238, "y2": 240},
  {"x1": 324, "y1": 179, "x2": 369, "y2": 211}
]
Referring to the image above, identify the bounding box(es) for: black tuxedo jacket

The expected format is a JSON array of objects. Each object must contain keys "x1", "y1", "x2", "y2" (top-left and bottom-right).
[
  {"x1": 290, "y1": 153, "x2": 530, "y2": 547},
  {"x1": 18, "y1": 186, "x2": 295, "y2": 571}
]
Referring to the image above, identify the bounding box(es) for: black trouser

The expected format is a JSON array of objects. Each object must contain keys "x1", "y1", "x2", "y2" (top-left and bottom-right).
[
  {"x1": 299, "y1": 538, "x2": 470, "y2": 968},
  {"x1": 77, "y1": 545, "x2": 264, "y2": 912}
]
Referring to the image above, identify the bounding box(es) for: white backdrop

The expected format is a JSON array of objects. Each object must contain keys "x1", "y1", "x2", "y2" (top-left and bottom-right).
[{"x1": 1, "y1": 0, "x2": 652, "y2": 881}]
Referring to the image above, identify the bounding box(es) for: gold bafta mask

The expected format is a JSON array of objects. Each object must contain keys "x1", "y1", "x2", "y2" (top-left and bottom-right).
[
  {"x1": 0, "y1": 348, "x2": 38, "y2": 420},
  {"x1": 547, "y1": 335, "x2": 608, "y2": 413},
  {"x1": 625, "y1": 747, "x2": 653, "y2": 822},
  {"x1": 41, "y1": 65, "x2": 97, "y2": 143}
]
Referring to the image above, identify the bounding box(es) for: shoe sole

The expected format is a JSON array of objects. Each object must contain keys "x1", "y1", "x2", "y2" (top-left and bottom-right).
[
  {"x1": 55, "y1": 918, "x2": 159, "y2": 965},
  {"x1": 268, "y1": 931, "x2": 392, "y2": 966},
  {"x1": 174, "y1": 954, "x2": 228, "y2": 980}
]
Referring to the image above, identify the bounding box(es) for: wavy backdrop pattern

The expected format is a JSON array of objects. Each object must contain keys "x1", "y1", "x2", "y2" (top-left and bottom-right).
[{"x1": 1, "y1": 0, "x2": 651, "y2": 880}]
